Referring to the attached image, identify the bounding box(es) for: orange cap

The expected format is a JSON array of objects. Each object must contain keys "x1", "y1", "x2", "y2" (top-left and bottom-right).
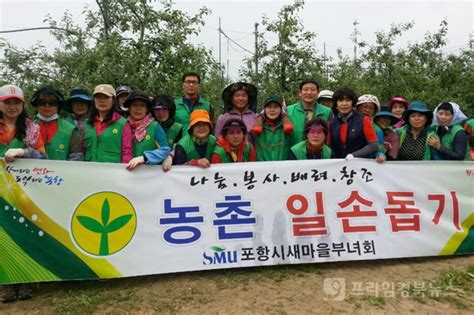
[{"x1": 189, "y1": 109, "x2": 212, "y2": 130}]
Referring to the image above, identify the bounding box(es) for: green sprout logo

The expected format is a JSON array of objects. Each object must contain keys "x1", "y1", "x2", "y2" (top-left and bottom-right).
[
  {"x1": 211, "y1": 246, "x2": 225, "y2": 252},
  {"x1": 71, "y1": 192, "x2": 137, "y2": 256}
]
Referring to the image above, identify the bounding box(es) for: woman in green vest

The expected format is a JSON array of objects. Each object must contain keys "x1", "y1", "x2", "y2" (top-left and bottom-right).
[
  {"x1": 373, "y1": 106, "x2": 400, "y2": 161},
  {"x1": 31, "y1": 87, "x2": 82, "y2": 161},
  {"x1": 173, "y1": 109, "x2": 216, "y2": 168},
  {"x1": 64, "y1": 88, "x2": 92, "y2": 154},
  {"x1": 397, "y1": 102, "x2": 436, "y2": 160},
  {"x1": 123, "y1": 91, "x2": 171, "y2": 170},
  {"x1": 83, "y1": 84, "x2": 132, "y2": 163},
  {"x1": 152, "y1": 94, "x2": 183, "y2": 146},
  {"x1": 289, "y1": 117, "x2": 334, "y2": 160},
  {"x1": 211, "y1": 118, "x2": 256, "y2": 163},
  {"x1": 0, "y1": 84, "x2": 45, "y2": 162},
  {"x1": 252, "y1": 96, "x2": 294, "y2": 161},
  {"x1": 428, "y1": 102, "x2": 468, "y2": 160},
  {"x1": 1, "y1": 84, "x2": 44, "y2": 302}
]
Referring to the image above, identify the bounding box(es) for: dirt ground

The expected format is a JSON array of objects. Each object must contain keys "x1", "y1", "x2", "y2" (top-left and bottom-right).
[{"x1": 1, "y1": 255, "x2": 473, "y2": 314}]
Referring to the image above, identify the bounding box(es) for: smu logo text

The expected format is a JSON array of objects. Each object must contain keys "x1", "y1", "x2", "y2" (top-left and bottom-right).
[{"x1": 202, "y1": 246, "x2": 238, "y2": 265}]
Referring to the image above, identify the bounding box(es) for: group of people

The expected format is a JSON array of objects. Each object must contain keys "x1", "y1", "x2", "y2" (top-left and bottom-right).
[
  {"x1": 1, "y1": 72, "x2": 474, "y2": 303},
  {"x1": 1, "y1": 72, "x2": 473, "y2": 175}
]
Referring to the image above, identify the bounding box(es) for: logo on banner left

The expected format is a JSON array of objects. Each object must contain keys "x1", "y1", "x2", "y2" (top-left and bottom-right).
[{"x1": 71, "y1": 192, "x2": 137, "y2": 256}]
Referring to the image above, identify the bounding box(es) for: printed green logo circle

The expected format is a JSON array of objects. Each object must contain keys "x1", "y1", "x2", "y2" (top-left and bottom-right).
[{"x1": 71, "y1": 192, "x2": 137, "y2": 256}]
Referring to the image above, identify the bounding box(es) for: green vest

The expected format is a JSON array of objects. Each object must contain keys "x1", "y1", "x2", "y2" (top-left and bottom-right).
[
  {"x1": 38, "y1": 119, "x2": 76, "y2": 161},
  {"x1": 165, "y1": 121, "x2": 183, "y2": 146},
  {"x1": 440, "y1": 124, "x2": 469, "y2": 160},
  {"x1": 398, "y1": 126, "x2": 436, "y2": 160},
  {"x1": 255, "y1": 122, "x2": 292, "y2": 161},
  {"x1": 373, "y1": 122, "x2": 386, "y2": 155},
  {"x1": 174, "y1": 97, "x2": 211, "y2": 130},
  {"x1": 290, "y1": 141, "x2": 332, "y2": 160},
  {"x1": 133, "y1": 121, "x2": 160, "y2": 157},
  {"x1": 65, "y1": 115, "x2": 86, "y2": 129},
  {"x1": 84, "y1": 117, "x2": 126, "y2": 163},
  {"x1": 65, "y1": 115, "x2": 74, "y2": 125},
  {"x1": 287, "y1": 101, "x2": 332, "y2": 145},
  {"x1": 177, "y1": 134, "x2": 217, "y2": 161},
  {"x1": 0, "y1": 137, "x2": 26, "y2": 157},
  {"x1": 464, "y1": 118, "x2": 474, "y2": 148},
  {"x1": 213, "y1": 143, "x2": 252, "y2": 163}
]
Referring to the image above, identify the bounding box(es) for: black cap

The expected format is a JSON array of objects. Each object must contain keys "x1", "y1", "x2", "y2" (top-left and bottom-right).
[{"x1": 263, "y1": 96, "x2": 283, "y2": 108}]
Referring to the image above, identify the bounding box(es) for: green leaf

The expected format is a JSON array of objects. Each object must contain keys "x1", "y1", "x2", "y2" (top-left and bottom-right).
[
  {"x1": 101, "y1": 198, "x2": 110, "y2": 226},
  {"x1": 211, "y1": 246, "x2": 225, "y2": 252},
  {"x1": 76, "y1": 216, "x2": 104, "y2": 233},
  {"x1": 105, "y1": 214, "x2": 132, "y2": 233}
]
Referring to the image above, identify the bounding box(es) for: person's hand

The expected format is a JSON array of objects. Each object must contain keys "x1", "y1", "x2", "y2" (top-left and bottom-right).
[
  {"x1": 162, "y1": 156, "x2": 173, "y2": 172},
  {"x1": 383, "y1": 141, "x2": 392, "y2": 151},
  {"x1": 197, "y1": 158, "x2": 211, "y2": 168},
  {"x1": 345, "y1": 154, "x2": 354, "y2": 160},
  {"x1": 4, "y1": 148, "x2": 26, "y2": 162},
  {"x1": 376, "y1": 154, "x2": 386, "y2": 163},
  {"x1": 126, "y1": 156, "x2": 145, "y2": 171},
  {"x1": 428, "y1": 135, "x2": 441, "y2": 150}
]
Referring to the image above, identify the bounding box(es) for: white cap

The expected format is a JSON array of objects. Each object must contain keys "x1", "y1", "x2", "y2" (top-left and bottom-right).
[
  {"x1": 356, "y1": 94, "x2": 380, "y2": 112},
  {"x1": 317, "y1": 90, "x2": 333, "y2": 99},
  {"x1": 0, "y1": 84, "x2": 25, "y2": 103}
]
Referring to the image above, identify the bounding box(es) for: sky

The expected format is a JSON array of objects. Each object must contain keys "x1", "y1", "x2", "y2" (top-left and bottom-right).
[{"x1": 1, "y1": 0, "x2": 473, "y2": 79}]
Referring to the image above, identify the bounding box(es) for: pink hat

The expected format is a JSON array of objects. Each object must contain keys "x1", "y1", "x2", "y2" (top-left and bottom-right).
[
  {"x1": 389, "y1": 96, "x2": 409, "y2": 110},
  {"x1": 0, "y1": 84, "x2": 25, "y2": 103}
]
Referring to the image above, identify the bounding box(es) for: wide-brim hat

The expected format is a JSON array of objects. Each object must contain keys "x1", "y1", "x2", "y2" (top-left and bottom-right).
[
  {"x1": 64, "y1": 88, "x2": 92, "y2": 113},
  {"x1": 152, "y1": 94, "x2": 176, "y2": 118},
  {"x1": 123, "y1": 91, "x2": 152, "y2": 110},
  {"x1": 222, "y1": 82, "x2": 258, "y2": 112},
  {"x1": 188, "y1": 109, "x2": 212, "y2": 132},
  {"x1": 31, "y1": 87, "x2": 65, "y2": 110},
  {"x1": 403, "y1": 101, "x2": 433, "y2": 123},
  {"x1": 373, "y1": 105, "x2": 398, "y2": 125}
]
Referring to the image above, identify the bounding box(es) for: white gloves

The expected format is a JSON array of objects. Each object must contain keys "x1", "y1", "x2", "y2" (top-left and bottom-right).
[
  {"x1": 126, "y1": 156, "x2": 145, "y2": 171},
  {"x1": 162, "y1": 156, "x2": 173, "y2": 172},
  {"x1": 4, "y1": 148, "x2": 26, "y2": 162},
  {"x1": 345, "y1": 154, "x2": 354, "y2": 160}
]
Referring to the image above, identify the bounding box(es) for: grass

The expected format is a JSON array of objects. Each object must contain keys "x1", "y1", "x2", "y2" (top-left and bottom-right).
[
  {"x1": 363, "y1": 295, "x2": 386, "y2": 309},
  {"x1": 1, "y1": 258, "x2": 472, "y2": 313},
  {"x1": 401, "y1": 264, "x2": 474, "y2": 310}
]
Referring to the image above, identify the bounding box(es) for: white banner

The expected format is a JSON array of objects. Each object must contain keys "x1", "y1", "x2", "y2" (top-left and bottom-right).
[{"x1": 0, "y1": 159, "x2": 473, "y2": 284}]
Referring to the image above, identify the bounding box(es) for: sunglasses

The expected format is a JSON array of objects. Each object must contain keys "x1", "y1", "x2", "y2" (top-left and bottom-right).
[{"x1": 37, "y1": 100, "x2": 59, "y2": 107}]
